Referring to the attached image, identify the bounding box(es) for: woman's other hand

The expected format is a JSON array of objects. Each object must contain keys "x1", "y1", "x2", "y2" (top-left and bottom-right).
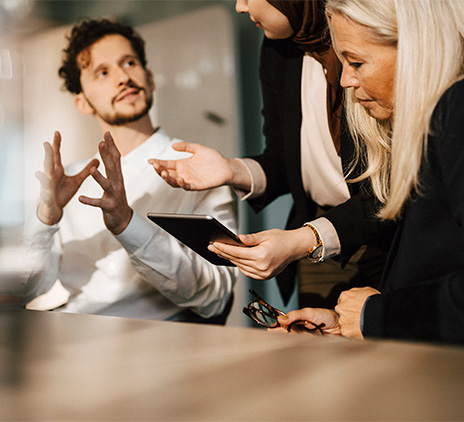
[
  {"x1": 335, "y1": 287, "x2": 380, "y2": 339},
  {"x1": 148, "y1": 142, "x2": 251, "y2": 191}
]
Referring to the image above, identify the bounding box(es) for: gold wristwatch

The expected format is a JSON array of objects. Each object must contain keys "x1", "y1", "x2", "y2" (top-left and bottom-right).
[{"x1": 303, "y1": 223, "x2": 324, "y2": 263}]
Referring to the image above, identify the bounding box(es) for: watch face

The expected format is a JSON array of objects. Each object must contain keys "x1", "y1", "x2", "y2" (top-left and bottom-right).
[{"x1": 311, "y1": 245, "x2": 323, "y2": 260}]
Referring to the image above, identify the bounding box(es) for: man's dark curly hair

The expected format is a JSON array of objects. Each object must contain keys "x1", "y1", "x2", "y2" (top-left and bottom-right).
[{"x1": 58, "y1": 18, "x2": 147, "y2": 94}]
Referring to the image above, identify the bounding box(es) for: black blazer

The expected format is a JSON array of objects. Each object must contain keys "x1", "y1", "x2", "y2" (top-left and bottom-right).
[
  {"x1": 363, "y1": 80, "x2": 464, "y2": 344},
  {"x1": 247, "y1": 37, "x2": 390, "y2": 303}
]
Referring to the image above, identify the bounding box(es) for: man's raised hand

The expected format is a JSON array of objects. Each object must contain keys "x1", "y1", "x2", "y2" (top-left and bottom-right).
[{"x1": 36, "y1": 131, "x2": 99, "y2": 225}]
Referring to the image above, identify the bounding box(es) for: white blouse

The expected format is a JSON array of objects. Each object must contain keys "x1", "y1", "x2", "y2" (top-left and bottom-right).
[
  {"x1": 25, "y1": 129, "x2": 238, "y2": 320},
  {"x1": 237, "y1": 54, "x2": 346, "y2": 258}
]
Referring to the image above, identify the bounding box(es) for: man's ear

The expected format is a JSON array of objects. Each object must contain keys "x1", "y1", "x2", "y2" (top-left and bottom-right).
[{"x1": 74, "y1": 92, "x2": 95, "y2": 115}]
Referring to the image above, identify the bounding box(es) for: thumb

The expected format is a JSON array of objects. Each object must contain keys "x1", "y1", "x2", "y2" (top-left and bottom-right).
[
  {"x1": 75, "y1": 159, "x2": 100, "y2": 185},
  {"x1": 35, "y1": 171, "x2": 49, "y2": 188},
  {"x1": 238, "y1": 232, "x2": 263, "y2": 246},
  {"x1": 171, "y1": 141, "x2": 200, "y2": 154},
  {"x1": 82, "y1": 158, "x2": 100, "y2": 175}
]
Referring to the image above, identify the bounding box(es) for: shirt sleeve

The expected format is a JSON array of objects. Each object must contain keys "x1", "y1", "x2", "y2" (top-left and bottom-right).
[
  {"x1": 116, "y1": 187, "x2": 239, "y2": 319},
  {"x1": 232, "y1": 158, "x2": 267, "y2": 201},
  {"x1": 306, "y1": 217, "x2": 341, "y2": 259},
  {"x1": 22, "y1": 215, "x2": 63, "y2": 305}
]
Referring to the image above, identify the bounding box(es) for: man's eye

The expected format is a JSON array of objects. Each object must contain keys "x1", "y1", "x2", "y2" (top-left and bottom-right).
[
  {"x1": 350, "y1": 62, "x2": 362, "y2": 69},
  {"x1": 96, "y1": 70, "x2": 107, "y2": 78},
  {"x1": 123, "y1": 60, "x2": 136, "y2": 68}
]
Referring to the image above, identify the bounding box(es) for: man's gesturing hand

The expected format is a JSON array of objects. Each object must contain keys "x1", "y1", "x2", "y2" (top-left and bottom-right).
[
  {"x1": 78, "y1": 131, "x2": 133, "y2": 235},
  {"x1": 36, "y1": 131, "x2": 99, "y2": 226}
]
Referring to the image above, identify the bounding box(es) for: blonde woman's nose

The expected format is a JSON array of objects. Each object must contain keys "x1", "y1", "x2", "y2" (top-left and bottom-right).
[{"x1": 340, "y1": 63, "x2": 359, "y2": 89}]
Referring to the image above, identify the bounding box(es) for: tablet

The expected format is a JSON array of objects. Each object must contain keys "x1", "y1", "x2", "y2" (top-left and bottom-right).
[{"x1": 147, "y1": 213, "x2": 243, "y2": 266}]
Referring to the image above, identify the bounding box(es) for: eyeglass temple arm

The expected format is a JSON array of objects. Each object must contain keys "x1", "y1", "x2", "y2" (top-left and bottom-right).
[
  {"x1": 248, "y1": 288, "x2": 266, "y2": 303},
  {"x1": 248, "y1": 289, "x2": 286, "y2": 317},
  {"x1": 288, "y1": 320, "x2": 325, "y2": 335}
]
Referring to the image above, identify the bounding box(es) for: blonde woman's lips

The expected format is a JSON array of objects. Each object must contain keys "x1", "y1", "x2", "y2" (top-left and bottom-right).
[{"x1": 357, "y1": 97, "x2": 371, "y2": 107}]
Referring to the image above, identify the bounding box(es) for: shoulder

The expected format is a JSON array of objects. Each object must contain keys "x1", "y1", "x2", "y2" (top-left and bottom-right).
[
  {"x1": 435, "y1": 78, "x2": 464, "y2": 114},
  {"x1": 261, "y1": 37, "x2": 302, "y2": 57},
  {"x1": 428, "y1": 79, "x2": 464, "y2": 161},
  {"x1": 260, "y1": 37, "x2": 304, "y2": 71},
  {"x1": 431, "y1": 79, "x2": 464, "y2": 133}
]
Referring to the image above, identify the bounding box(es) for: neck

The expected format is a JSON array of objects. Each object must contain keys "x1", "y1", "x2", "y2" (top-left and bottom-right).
[{"x1": 97, "y1": 115, "x2": 157, "y2": 156}]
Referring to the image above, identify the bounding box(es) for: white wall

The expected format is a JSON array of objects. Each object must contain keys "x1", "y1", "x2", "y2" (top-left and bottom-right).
[{"x1": 139, "y1": 6, "x2": 240, "y2": 158}]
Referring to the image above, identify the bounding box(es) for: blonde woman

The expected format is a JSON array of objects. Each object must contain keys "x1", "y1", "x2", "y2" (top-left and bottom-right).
[{"x1": 277, "y1": 0, "x2": 464, "y2": 344}]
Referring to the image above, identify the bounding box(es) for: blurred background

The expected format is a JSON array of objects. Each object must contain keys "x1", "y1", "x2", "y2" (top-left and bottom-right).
[{"x1": 0, "y1": 0, "x2": 296, "y2": 326}]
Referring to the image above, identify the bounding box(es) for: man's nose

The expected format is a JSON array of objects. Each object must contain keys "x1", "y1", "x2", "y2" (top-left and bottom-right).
[{"x1": 115, "y1": 66, "x2": 130, "y2": 85}]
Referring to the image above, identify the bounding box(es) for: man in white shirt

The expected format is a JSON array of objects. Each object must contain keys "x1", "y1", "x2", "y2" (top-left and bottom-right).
[{"x1": 25, "y1": 18, "x2": 238, "y2": 322}]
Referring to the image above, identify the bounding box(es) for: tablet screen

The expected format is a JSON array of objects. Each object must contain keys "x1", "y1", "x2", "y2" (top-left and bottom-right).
[{"x1": 147, "y1": 213, "x2": 242, "y2": 266}]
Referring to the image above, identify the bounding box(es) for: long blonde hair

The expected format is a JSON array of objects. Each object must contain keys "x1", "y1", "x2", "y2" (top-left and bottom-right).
[{"x1": 326, "y1": 0, "x2": 464, "y2": 220}]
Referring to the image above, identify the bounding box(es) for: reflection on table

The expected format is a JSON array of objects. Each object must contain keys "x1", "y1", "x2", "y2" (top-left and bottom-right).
[{"x1": 1, "y1": 309, "x2": 464, "y2": 421}]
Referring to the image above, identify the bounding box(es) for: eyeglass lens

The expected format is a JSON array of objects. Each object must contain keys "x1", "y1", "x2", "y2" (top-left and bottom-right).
[{"x1": 247, "y1": 301, "x2": 279, "y2": 328}]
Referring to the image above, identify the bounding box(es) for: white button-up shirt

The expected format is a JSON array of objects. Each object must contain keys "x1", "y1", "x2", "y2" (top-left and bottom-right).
[{"x1": 25, "y1": 129, "x2": 238, "y2": 320}]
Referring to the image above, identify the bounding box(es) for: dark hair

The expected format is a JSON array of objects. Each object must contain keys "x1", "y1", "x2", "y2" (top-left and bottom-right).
[{"x1": 58, "y1": 18, "x2": 147, "y2": 94}]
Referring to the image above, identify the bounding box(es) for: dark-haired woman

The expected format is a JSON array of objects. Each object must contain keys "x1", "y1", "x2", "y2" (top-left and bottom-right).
[{"x1": 150, "y1": 0, "x2": 390, "y2": 308}]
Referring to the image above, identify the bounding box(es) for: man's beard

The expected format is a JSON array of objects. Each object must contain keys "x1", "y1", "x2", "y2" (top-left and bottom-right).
[
  {"x1": 83, "y1": 88, "x2": 153, "y2": 126},
  {"x1": 99, "y1": 96, "x2": 153, "y2": 126},
  {"x1": 102, "y1": 98, "x2": 152, "y2": 125}
]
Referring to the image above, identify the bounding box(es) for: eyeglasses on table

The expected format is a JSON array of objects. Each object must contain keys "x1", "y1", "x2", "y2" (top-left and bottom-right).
[{"x1": 242, "y1": 289, "x2": 324, "y2": 335}]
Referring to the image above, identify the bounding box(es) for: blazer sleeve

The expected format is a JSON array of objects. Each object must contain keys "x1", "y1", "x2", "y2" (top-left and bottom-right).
[
  {"x1": 363, "y1": 272, "x2": 464, "y2": 344},
  {"x1": 323, "y1": 115, "x2": 396, "y2": 265},
  {"x1": 323, "y1": 186, "x2": 395, "y2": 265},
  {"x1": 246, "y1": 37, "x2": 303, "y2": 212}
]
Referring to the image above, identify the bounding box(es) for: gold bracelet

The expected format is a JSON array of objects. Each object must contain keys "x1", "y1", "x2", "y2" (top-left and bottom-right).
[{"x1": 303, "y1": 223, "x2": 324, "y2": 263}]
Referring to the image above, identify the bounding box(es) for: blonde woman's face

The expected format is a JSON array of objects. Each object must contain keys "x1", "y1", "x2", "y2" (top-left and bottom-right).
[
  {"x1": 331, "y1": 13, "x2": 397, "y2": 121},
  {"x1": 235, "y1": 0, "x2": 293, "y2": 39}
]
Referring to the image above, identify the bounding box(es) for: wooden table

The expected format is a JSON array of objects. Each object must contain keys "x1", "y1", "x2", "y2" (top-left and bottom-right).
[{"x1": 1, "y1": 309, "x2": 464, "y2": 421}]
